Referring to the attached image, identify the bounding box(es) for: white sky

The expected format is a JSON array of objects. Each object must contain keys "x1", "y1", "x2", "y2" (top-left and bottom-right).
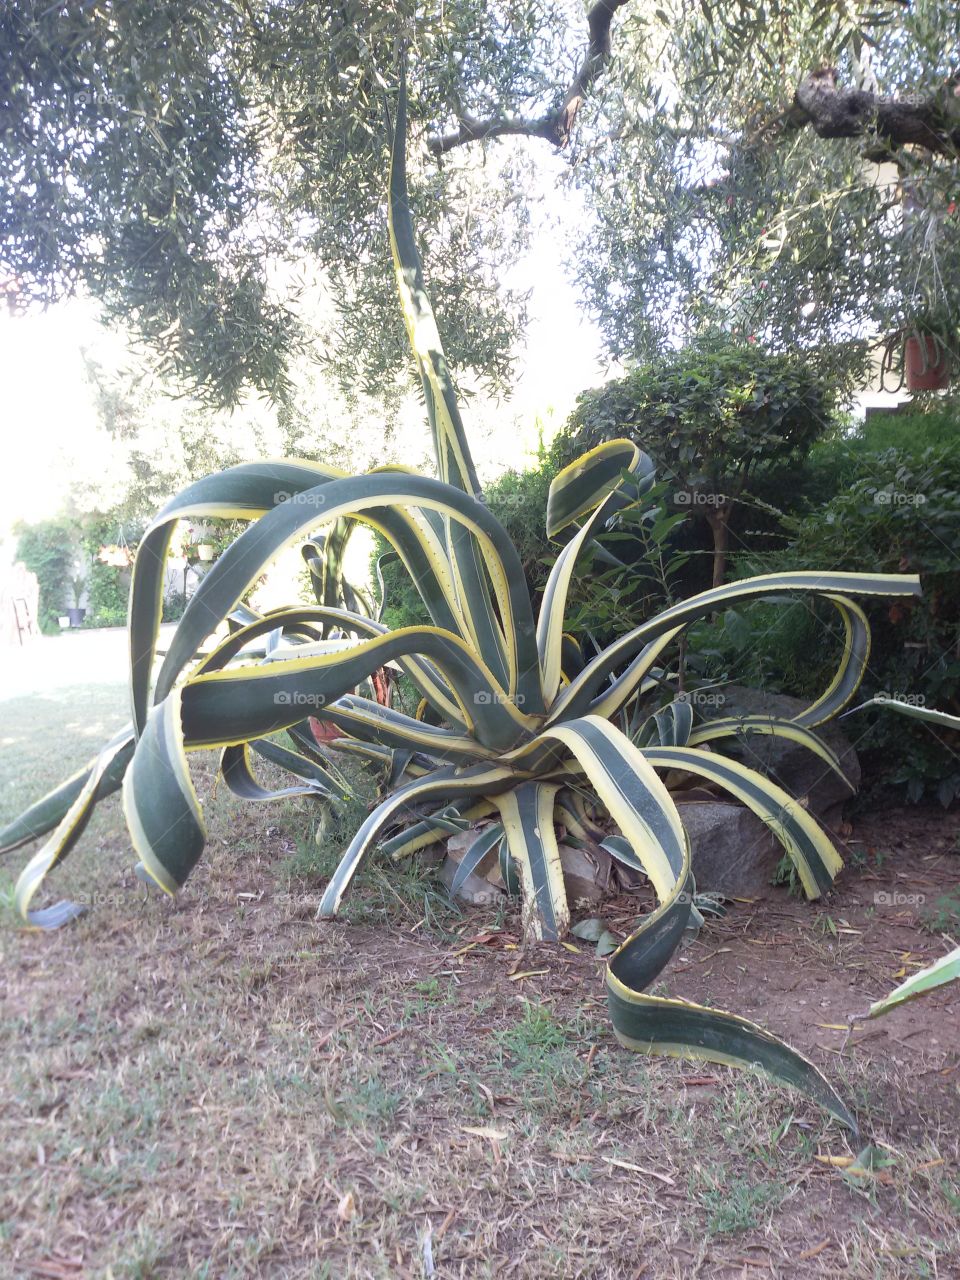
[{"x1": 0, "y1": 299, "x2": 111, "y2": 527}]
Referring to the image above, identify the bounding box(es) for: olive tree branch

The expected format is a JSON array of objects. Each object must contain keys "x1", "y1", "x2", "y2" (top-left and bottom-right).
[{"x1": 427, "y1": 0, "x2": 630, "y2": 155}]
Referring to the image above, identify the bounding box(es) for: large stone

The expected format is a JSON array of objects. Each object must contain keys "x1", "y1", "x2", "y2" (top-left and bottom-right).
[
  {"x1": 558, "y1": 843, "x2": 612, "y2": 907},
  {"x1": 438, "y1": 855, "x2": 505, "y2": 906},
  {"x1": 439, "y1": 829, "x2": 612, "y2": 908},
  {"x1": 440, "y1": 828, "x2": 505, "y2": 906},
  {"x1": 674, "y1": 798, "x2": 783, "y2": 897},
  {"x1": 444, "y1": 828, "x2": 505, "y2": 883},
  {"x1": 697, "y1": 684, "x2": 860, "y2": 829}
]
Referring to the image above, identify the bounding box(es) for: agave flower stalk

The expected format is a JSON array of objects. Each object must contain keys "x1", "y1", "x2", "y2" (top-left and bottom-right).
[{"x1": 1, "y1": 81, "x2": 924, "y2": 1131}]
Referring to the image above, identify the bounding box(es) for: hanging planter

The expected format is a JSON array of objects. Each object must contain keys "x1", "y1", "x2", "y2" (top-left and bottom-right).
[
  {"x1": 98, "y1": 543, "x2": 133, "y2": 569},
  {"x1": 184, "y1": 523, "x2": 219, "y2": 562},
  {"x1": 905, "y1": 333, "x2": 951, "y2": 391},
  {"x1": 881, "y1": 323, "x2": 956, "y2": 396}
]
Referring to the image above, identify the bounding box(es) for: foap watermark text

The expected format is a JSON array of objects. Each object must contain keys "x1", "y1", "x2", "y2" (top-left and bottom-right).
[{"x1": 274, "y1": 691, "x2": 327, "y2": 708}]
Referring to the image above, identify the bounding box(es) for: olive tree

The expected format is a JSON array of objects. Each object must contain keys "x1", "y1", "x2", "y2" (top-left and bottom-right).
[
  {"x1": 570, "y1": 0, "x2": 959, "y2": 381},
  {"x1": 1, "y1": 0, "x2": 629, "y2": 403}
]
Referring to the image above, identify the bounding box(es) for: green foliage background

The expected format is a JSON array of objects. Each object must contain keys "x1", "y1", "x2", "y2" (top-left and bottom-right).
[
  {"x1": 475, "y1": 386, "x2": 960, "y2": 807},
  {"x1": 711, "y1": 425, "x2": 960, "y2": 807},
  {"x1": 13, "y1": 519, "x2": 76, "y2": 632}
]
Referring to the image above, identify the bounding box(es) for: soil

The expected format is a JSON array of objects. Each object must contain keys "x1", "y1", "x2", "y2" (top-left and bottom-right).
[{"x1": 2, "y1": 798, "x2": 958, "y2": 1278}]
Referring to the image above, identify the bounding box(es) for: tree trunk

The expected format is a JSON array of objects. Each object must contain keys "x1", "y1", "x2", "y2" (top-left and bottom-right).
[{"x1": 706, "y1": 508, "x2": 731, "y2": 589}]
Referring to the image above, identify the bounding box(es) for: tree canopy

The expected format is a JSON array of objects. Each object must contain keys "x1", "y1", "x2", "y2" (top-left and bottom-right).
[
  {"x1": 2, "y1": 0, "x2": 582, "y2": 402},
  {"x1": 570, "y1": 0, "x2": 960, "y2": 385},
  {"x1": 2, "y1": 0, "x2": 957, "y2": 407}
]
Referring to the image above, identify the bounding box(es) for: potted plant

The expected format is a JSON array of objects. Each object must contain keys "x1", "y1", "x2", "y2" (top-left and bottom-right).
[
  {"x1": 184, "y1": 524, "x2": 217, "y2": 562},
  {"x1": 67, "y1": 575, "x2": 86, "y2": 627},
  {"x1": 188, "y1": 524, "x2": 213, "y2": 560},
  {"x1": 97, "y1": 542, "x2": 133, "y2": 569},
  {"x1": 903, "y1": 307, "x2": 957, "y2": 392},
  {"x1": 905, "y1": 330, "x2": 951, "y2": 391}
]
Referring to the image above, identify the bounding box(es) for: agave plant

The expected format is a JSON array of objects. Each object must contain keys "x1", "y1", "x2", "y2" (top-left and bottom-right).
[{"x1": 2, "y1": 85, "x2": 924, "y2": 1130}]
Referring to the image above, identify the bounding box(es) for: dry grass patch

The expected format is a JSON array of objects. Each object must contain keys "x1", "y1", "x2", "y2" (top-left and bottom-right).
[{"x1": 2, "y1": 668, "x2": 959, "y2": 1277}]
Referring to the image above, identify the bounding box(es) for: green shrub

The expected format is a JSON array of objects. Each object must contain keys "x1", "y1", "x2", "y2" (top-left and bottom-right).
[
  {"x1": 14, "y1": 518, "x2": 76, "y2": 632},
  {"x1": 750, "y1": 402, "x2": 960, "y2": 521},
  {"x1": 84, "y1": 560, "x2": 129, "y2": 627},
  {"x1": 860, "y1": 401, "x2": 959, "y2": 454},
  {"x1": 371, "y1": 531, "x2": 432, "y2": 632},
  {"x1": 555, "y1": 336, "x2": 837, "y2": 590},
  {"x1": 480, "y1": 460, "x2": 553, "y2": 601},
  {"x1": 161, "y1": 590, "x2": 188, "y2": 623},
  {"x1": 694, "y1": 442, "x2": 960, "y2": 806}
]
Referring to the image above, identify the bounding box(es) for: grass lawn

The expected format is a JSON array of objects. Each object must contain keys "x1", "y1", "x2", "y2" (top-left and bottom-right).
[{"x1": 1, "y1": 631, "x2": 959, "y2": 1277}]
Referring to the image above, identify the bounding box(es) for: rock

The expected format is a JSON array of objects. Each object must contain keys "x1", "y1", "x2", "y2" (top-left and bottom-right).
[
  {"x1": 558, "y1": 843, "x2": 612, "y2": 907},
  {"x1": 414, "y1": 842, "x2": 447, "y2": 867},
  {"x1": 440, "y1": 827, "x2": 505, "y2": 905},
  {"x1": 444, "y1": 828, "x2": 505, "y2": 883},
  {"x1": 674, "y1": 798, "x2": 782, "y2": 897},
  {"x1": 697, "y1": 684, "x2": 860, "y2": 830},
  {"x1": 445, "y1": 830, "x2": 475, "y2": 860},
  {"x1": 440, "y1": 829, "x2": 613, "y2": 908},
  {"x1": 439, "y1": 854, "x2": 504, "y2": 906}
]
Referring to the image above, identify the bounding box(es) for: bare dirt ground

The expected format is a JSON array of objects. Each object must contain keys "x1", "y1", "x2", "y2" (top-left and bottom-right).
[{"x1": 1, "y1": 638, "x2": 958, "y2": 1277}]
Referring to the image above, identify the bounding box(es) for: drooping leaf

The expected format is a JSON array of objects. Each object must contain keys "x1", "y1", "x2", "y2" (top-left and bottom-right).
[
  {"x1": 868, "y1": 945, "x2": 960, "y2": 1017},
  {"x1": 642, "y1": 745, "x2": 842, "y2": 898}
]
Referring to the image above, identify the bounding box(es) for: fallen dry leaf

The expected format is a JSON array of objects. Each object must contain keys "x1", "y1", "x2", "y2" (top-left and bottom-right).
[
  {"x1": 28, "y1": 1258, "x2": 85, "y2": 1279},
  {"x1": 796, "y1": 1240, "x2": 832, "y2": 1262},
  {"x1": 601, "y1": 1157, "x2": 675, "y2": 1185},
  {"x1": 336, "y1": 1190, "x2": 357, "y2": 1222}
]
